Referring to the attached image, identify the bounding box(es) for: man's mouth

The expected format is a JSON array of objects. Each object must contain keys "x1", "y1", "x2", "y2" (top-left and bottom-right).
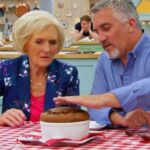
[{"x1": 103, "y1": 44, "x2": 112, "y2": 49}]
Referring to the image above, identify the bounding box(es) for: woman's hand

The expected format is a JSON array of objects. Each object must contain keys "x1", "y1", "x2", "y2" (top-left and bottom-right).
[{"x1": 0, "y1": 108, "x2": 26, "y2": 127}]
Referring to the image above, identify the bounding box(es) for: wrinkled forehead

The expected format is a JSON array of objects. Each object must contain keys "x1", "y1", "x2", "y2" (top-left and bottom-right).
[
  {"x1": 92, "y1": 6, "x2": 130, "y2": 25},
  {"x1": 92, "y1": 7, "x2": 115, "y2": 22},
  {"x1": 92, "y1": 8, "x2": 120, "y2": 29}
]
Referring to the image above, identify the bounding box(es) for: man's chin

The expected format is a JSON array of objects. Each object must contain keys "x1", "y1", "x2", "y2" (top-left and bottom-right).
[
  {"x1": 109, "y1": 56, "x2": 119, "y2": 60},
  {"x1": 104, "y1": 50, "x2": 120, "y2": 59}
]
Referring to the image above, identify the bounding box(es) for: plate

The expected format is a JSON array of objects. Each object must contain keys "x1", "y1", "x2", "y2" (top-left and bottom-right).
[
  {"x1": 55, "y1": 11, "x2": 61, "y2": 17},
  {"x1": 61, "y1": 136, "x2": 95, "y2": 144},
  {"x1": 18, "y1": 130, "x2": 104, "y2": 146},
  {"x1": 72, "y1": 3, "x2": 78, "y2": 9},
  {"x1": 89, "y1": 121, "x2": 106, "y2": 130},
  {"x1": 65, "y1": 10, "x2": 72, "y2": 17},
  {"x1": 57, "y1": 0, "x2": 64, "y2": 8},
  {"x1": 60, "y1": 20, "x2": 68, "y2": 29}
]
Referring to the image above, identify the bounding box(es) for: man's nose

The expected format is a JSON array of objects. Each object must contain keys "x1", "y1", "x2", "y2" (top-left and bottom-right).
[{"x1": 97, "y1": 32, "x2": 107, "y2": 43}]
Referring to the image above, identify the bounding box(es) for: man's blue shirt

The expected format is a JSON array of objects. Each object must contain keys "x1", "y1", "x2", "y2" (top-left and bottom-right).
[{"x1": 88, "y1": 32, "x2": 150, "y2": 125}]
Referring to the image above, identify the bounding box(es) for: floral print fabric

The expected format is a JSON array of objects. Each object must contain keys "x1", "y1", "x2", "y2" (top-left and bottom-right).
[{"x1": 0, "y1": 55, "x2": 79, "y2": 120}]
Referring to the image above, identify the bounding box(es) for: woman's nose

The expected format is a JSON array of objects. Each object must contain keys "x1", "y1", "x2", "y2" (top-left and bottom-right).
[{"x1": 43, "y1": 43, "x2": 50, "y2": 52}]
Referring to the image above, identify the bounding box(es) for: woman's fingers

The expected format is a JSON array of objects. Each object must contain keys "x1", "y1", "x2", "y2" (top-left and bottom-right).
[{"x1": 0, "y1": 109, "x2": 26, "y2": 127}]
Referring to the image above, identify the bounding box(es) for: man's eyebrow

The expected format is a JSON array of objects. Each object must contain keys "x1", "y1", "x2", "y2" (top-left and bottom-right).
[{"x1": 94, "y1": 22, "x2": 111, "y2": 29}]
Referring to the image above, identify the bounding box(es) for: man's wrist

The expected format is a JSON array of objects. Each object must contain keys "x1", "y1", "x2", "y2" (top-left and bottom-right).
[{"x1": 109, "y1": 108, "x2": 116, "y2": 121}]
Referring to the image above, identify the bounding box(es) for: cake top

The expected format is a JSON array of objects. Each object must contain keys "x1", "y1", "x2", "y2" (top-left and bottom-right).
[{"x1": 40, "y1": 107, "x2": 90, "y2": 123}]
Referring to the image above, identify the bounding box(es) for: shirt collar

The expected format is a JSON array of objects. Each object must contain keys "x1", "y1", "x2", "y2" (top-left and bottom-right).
[{"x1": 130, "y1": 31, "x2": 149, "y2": 58}]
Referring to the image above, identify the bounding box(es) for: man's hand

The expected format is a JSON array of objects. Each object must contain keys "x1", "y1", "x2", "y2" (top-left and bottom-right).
[
  {"x1": 124, "y1": 109, "x2": 150, "y2": 129},
  {"x1": 0, "y1": 108, "x2": 26, "y2": 127},
  {"x1": 110, "y1": 109, "x2": 150, "y2": 129}
]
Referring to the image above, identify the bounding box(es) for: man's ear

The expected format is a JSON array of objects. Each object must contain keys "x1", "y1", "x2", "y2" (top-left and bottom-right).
[{"x1": 127, "y1": 18, "x2": 137, "y2": 32}]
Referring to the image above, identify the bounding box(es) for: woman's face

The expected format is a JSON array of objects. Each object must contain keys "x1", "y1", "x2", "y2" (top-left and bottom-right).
[{"x1": 24, "y1": 26, "x2": 59, "y2": 68}]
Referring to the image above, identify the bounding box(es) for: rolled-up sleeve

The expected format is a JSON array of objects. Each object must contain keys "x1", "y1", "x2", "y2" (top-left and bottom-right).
[{"x1": 111, "y1": 78, "x2": 150, "y2": 112}]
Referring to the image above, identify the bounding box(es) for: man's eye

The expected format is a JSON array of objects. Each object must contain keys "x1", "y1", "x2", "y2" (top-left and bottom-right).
[{"x1": 103, "y1": 26, "x2": 111, "y2": 31}]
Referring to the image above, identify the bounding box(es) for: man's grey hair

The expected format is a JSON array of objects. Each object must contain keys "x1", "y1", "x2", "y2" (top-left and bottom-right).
[{"x1": 91, "y1": 0, "x2": 142, "y2": 29}]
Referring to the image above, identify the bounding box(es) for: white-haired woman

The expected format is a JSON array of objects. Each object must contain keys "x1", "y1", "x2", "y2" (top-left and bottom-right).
[{"x1": 0, "y1": 10, "x2": 79, "y2": 127}]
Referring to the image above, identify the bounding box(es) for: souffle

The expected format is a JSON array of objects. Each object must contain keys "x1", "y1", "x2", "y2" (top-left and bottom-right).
[{"x1": 40, "y1": 107, "x2": 90, "y2": 123}]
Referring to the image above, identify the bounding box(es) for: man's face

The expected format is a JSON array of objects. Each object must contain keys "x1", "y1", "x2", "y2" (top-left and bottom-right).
[
  {"x1": 93, "y1": 8, "x2": 131, "y2": 59},
  {"x1": 81, "y1": 20, "x2": 91, "y2": 32}
]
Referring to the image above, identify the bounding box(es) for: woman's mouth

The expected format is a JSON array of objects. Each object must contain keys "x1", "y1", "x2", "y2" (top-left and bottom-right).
[{"x1": 40, "y1": 56, "x2": 49, "y2": 59}]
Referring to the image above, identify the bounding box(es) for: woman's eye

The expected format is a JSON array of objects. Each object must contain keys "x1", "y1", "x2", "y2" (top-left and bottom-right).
[
  {"x1": 34, "y1": 39, "x2": 58, "y2": 45},
  {"x1": 49, "y1": 40, "x2": 57, "y2": 45},
  {"x1": 35, "y1": 40, "x2": 42, "y2": 44}
]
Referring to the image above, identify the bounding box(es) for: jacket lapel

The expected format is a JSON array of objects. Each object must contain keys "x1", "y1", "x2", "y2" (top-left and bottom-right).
[
  {"x1": 18, "y1": 56, "x2": 31, "y2": 119},
  {"x1": 44, "y1": 64, "x2": 58, "y2": 111}
]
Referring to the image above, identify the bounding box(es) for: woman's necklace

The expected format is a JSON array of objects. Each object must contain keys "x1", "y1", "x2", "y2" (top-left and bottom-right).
[
  {"x1": 30, "y1": 73, "x2": 47, "y2": 87},
  {"x1": 30, "y1": 79, "x2": 43, "y2": 86}
]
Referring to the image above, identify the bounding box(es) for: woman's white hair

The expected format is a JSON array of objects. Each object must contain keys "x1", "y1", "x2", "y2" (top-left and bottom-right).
[{"x1": 12, "y1": 10, "x2": 65, "y2": 52}]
